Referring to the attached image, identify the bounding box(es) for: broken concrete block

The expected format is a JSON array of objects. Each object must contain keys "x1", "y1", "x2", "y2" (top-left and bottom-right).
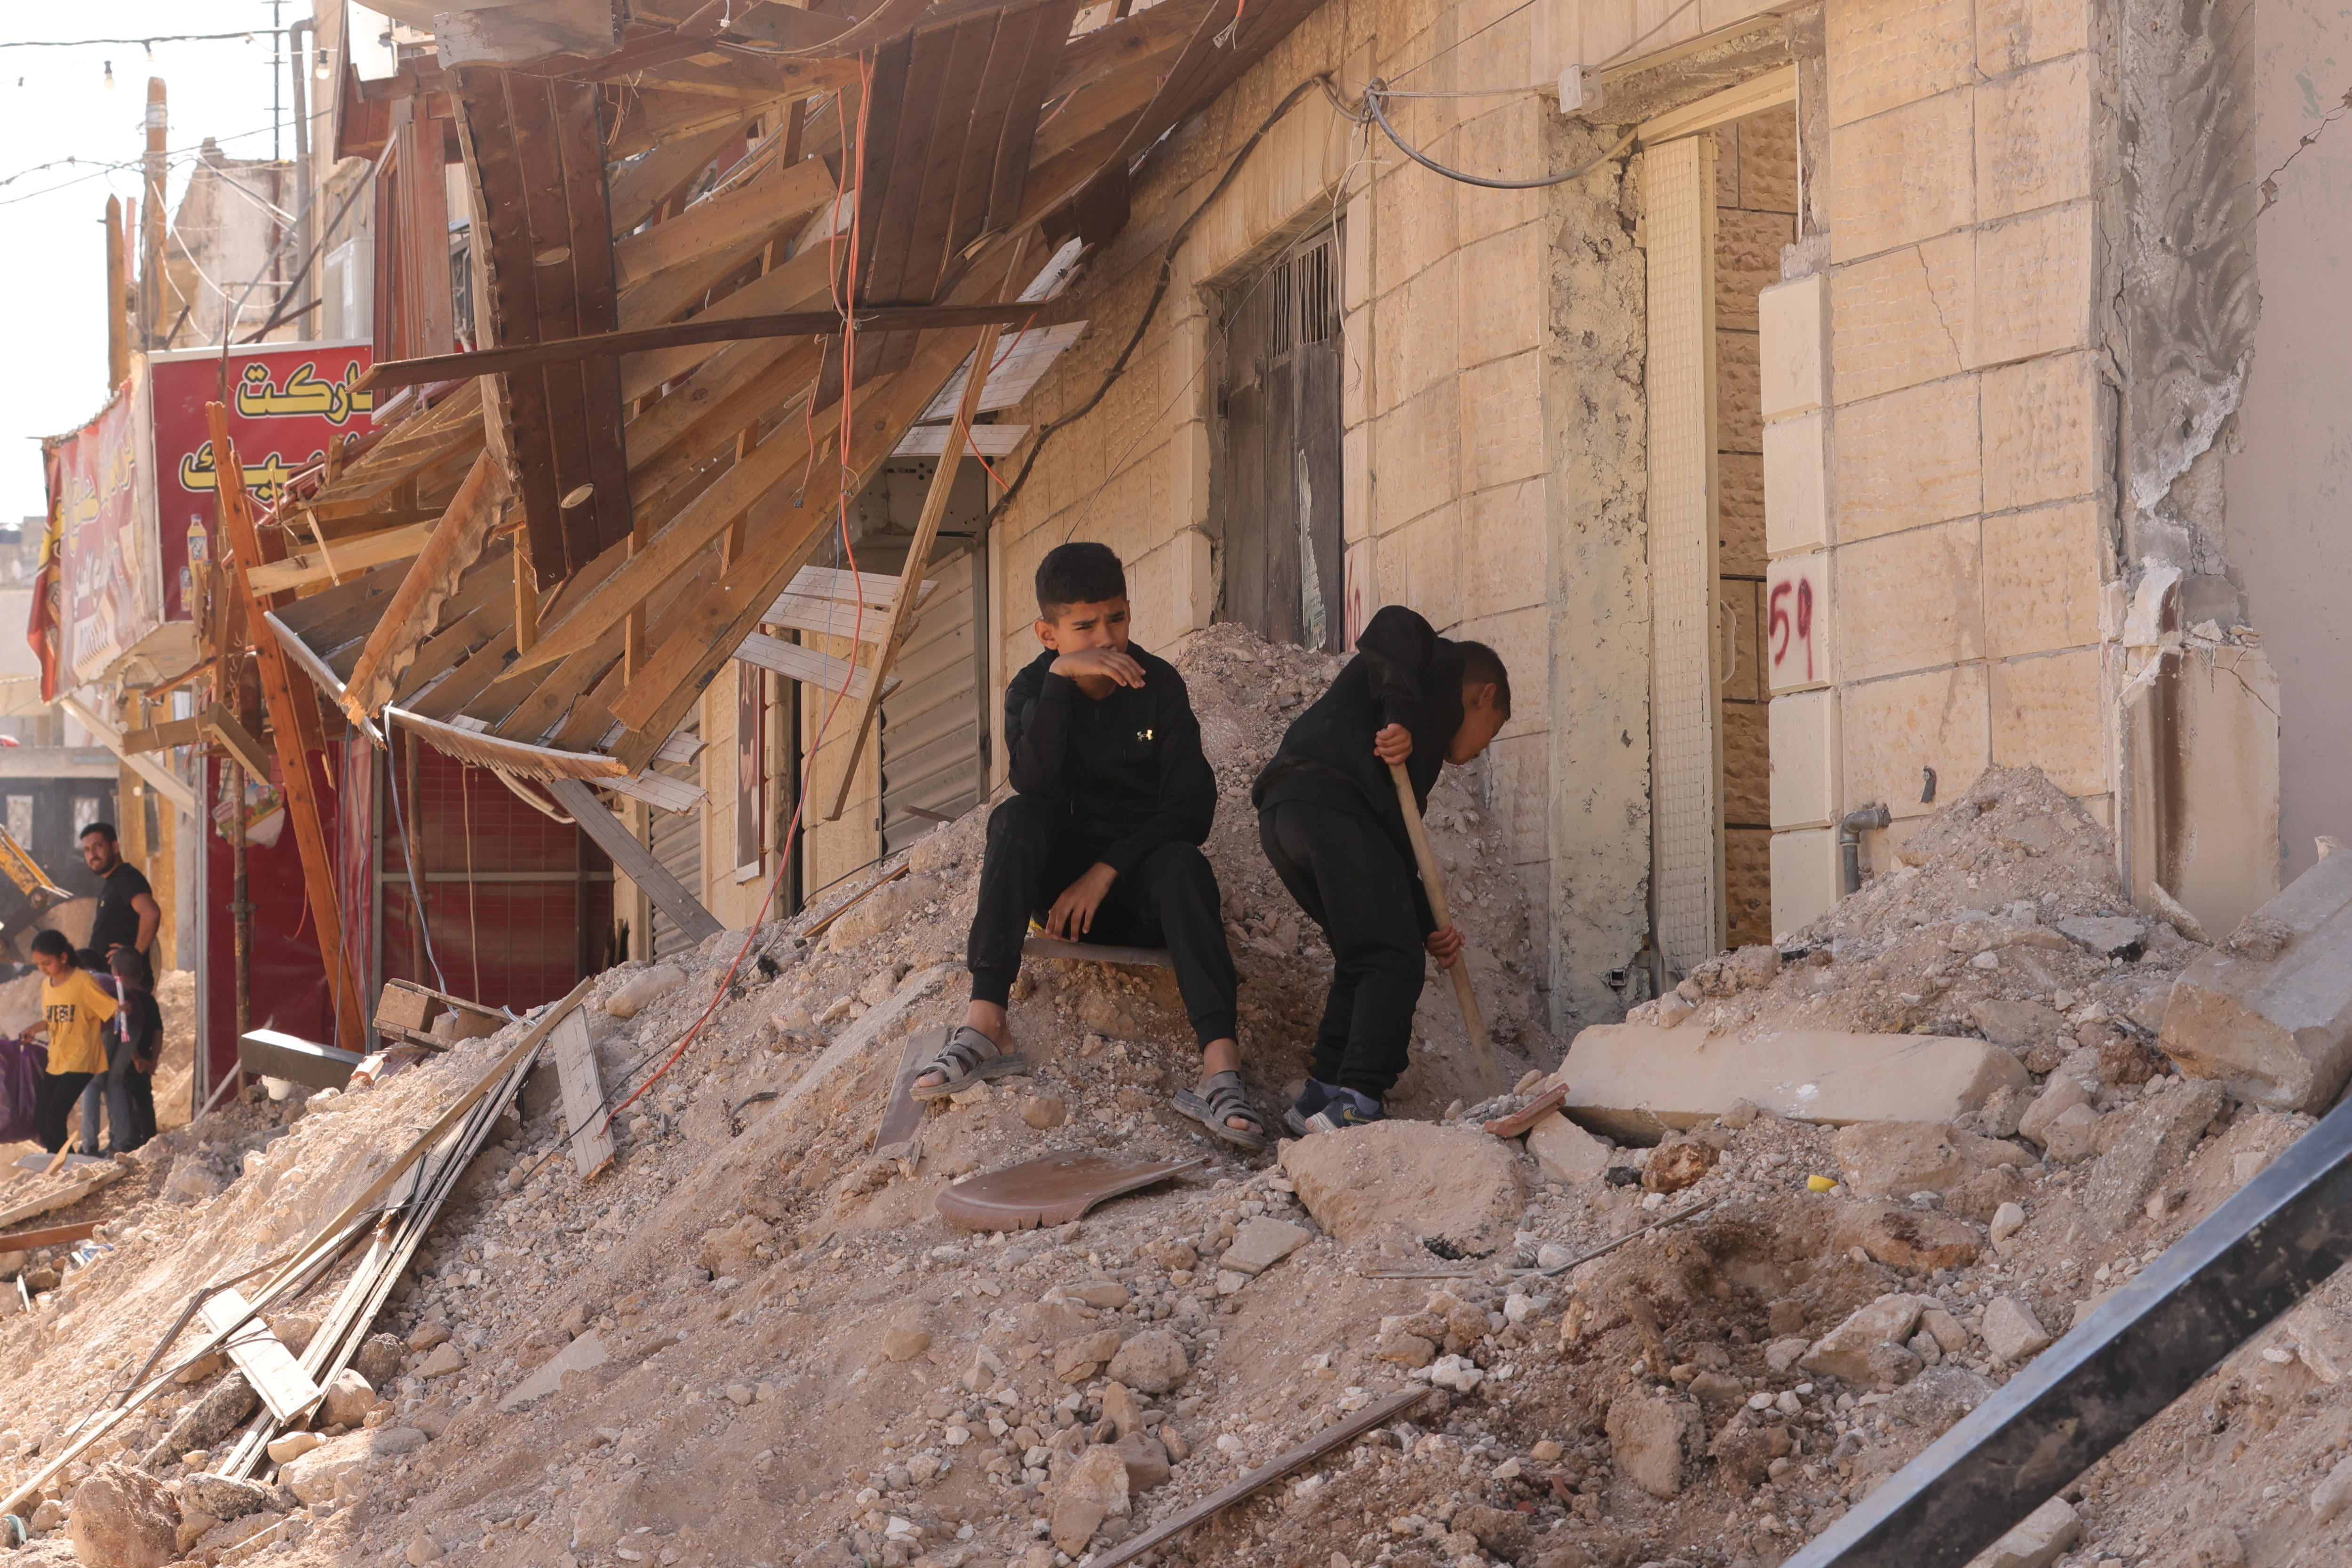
[
  {"x1": 882, "y1": 1326, "x2": 933, "y2": 1363},
  {"x1": 1965, "y1": 1495, "x2": 2079, "y2": 1568},
  {"x1": 265, "y1": 1431, "x2": 321, "y2": 1465},
  {"x1": 177, "y1": 1474, "x2": 274, "y2": 1524},
  {"x1": 1970, "y1": 999, "x2": 2068, "y2": 1049},
  {"x1": 416, "y1": 1343, "x2": 466, "y2": 1379},
  {"x1": 1110, "y1": 1431, "x2": 1171, "y2": 1492},
  {"x1": 2295, "y1": 1310, "x2": 2352, "y2": 1385},
  {"x1": 2078, "y1": 1079, "x2": 2225, "y2": 1234},
  {"x1": 2161, "y1": 851, "x2": 2352, "y2": 1111},
  {"x1": 278, "y1": 1426, "x2": 427, "y2": 1505},
  {"x1": 1281, "y1": 1120, "x2": 1524, "y2": 1255},
  {"x1": 1604, "y1": 1389, "x2": 1700, "y2": 1498},
  {"x1": 2057, "y1": 916, "x2": 2145, "y2": 957},
  {"x1": 1525, "y1": 1111, "x2": 1612, "y2": 1184},
  {"x1": 1832, "y1": 1122, "x2": 1975, "y2": 1196},
  {"x1": 69, "y1": 1463, "x2": 181, "y2": 1568},
  {"x1": 1643, "y1": 1140, "x2": 1716, "y2": 1192},
  {"x1": 1764, "y1": 1337, "x2": 1812, "y2": 1373},
  {"x1": 1220, "y1": 1218, "x2": 1311, "y2": 1276},
  {"x1": 318, "y1": 1369, "x2": 381, "y2": 1429},
  {"x1": 2016, "y1": 1070, "x2": 2094, "y2": 1148},
  {"x1": 1920, "y1": 1305, "x2": 1972, "y2": 1354},
  {"x1": 1558, "y1": 1025, "x2": 2030, "y2": 1140},
  {"x1": 1799, "y1": 1294, "x2": 1930, "y2": 1383},
  {"x1": 1054, "y1": 1330, "x2": 1123, "y2": 1382},
  {"x1": 2040, "y1": 1103, "x2": 2103, "y2": 1163},
  {"x1": 1981, "y1": 1297, "x2": 2053, "y2": 1363},
  {"x1": 2313, "y1": 1450, "x2": 2352, "y2": 1523},
  {"x1": 828, "y1": 874, "x2": 942, "y2": 953},
  {"x1": 603, "y1": 964, "x2": 688, "y2": 1020},
  {"x1": 1835, "y1": 1203, "x2": 1982, "y2": 1273}
]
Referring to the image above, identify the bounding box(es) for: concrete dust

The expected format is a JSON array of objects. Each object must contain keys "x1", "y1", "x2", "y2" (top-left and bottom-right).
[{"x1": 0, "y1": 680, "x2": 2337, "y2": 1568}]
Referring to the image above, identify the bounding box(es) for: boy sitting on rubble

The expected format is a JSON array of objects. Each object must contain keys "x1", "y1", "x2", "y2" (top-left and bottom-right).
[
  {"x1": 1252, "y1": 604, "x2": 1510, "y2": 1133},
  {"x1": 913, "y1": 542, "x2": 1266, "y2": 1149}
]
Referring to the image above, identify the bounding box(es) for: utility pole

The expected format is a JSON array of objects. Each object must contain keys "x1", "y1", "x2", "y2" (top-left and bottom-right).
[
  {"x1": 103, "y1": 197, "x2": 129, "y2": 387},
  {"x1": 270, "y1": 0, "x2": 284, "y2": 162},
  {"x1": 140, "y1": 79, "x2": 167, "y2": 350}
]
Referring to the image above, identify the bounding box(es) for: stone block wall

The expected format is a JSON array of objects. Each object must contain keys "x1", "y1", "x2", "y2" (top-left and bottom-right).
[{"x1": 1762, "y1": 0, "x2": 2114, "y2": 933}]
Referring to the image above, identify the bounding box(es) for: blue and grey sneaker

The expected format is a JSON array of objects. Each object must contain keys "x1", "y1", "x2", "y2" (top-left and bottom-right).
[
  {"x1": 1284, "y1": 1078, "x2": 1339, "y2": 1137},
  {"x1": 1303, "y1": 1085, "x2": 1385, "y2": 1135}
]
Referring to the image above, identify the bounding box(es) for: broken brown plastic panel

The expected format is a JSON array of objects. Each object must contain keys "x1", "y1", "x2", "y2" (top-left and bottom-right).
[
  {"x1": 936, "y1": 1151, "x2": 1206, "y2": 1232},
  {"x1": 1020, "y1": 935, "x2": 1173, "y2": 969}
]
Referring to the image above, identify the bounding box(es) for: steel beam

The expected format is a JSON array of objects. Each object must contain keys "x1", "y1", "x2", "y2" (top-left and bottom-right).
[{"x1": 1788, "y1": 1093, "x2": 2352, "y2": 1568}]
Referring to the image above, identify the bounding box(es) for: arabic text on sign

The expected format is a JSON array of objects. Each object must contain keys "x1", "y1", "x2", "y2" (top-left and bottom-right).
[{"x1": 234, "y1": 360, "x2": 375, "y2": 427}]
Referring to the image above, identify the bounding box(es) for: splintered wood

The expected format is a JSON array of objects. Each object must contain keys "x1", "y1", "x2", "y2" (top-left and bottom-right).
[{"x1": 549, "y1": 1006, "x2": 616, "y2": 1179}]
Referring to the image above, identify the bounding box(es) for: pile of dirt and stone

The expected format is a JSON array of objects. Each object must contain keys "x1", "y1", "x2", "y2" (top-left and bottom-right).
[{"x1": 0, "y1": 635, "x2": 2340, "y2": 1568}]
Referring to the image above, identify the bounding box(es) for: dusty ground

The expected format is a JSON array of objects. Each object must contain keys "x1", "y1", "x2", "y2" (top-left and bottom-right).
[{"x1": 0, "y1": 632, "x2": 2340, "y2": 1568}]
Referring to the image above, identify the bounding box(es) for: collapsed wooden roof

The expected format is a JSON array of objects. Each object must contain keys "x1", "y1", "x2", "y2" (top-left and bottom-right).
[{"x1": 264, "y1": 0, "x2": 1324, "y2": 804}]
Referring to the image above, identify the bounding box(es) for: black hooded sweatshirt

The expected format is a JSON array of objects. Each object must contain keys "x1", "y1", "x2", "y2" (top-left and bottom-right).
[{"x1": 1250, "y1": 605, "x2": 1464, "y2": 932}]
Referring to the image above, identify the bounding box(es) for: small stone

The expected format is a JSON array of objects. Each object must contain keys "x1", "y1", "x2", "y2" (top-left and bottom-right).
[
  {"x1": 1604, "y1": 1390, "x2": 1699, "y2": 1498},
  {"x1": 417, "y1": 1343, "x2": 466, "y2": 1379},
  {"x1": 1722, "y1": 1098, "x2": 1759, "y2": 1128},
  {"x1": 1049, "y1": 1445, "x2": 1129, "y2": 1553},
  {"x1": 1764, "y1": 1337, "x2": 1812, "y2": 1374},
  {"x1": 1220, "y1": 1218, "x2": 1311, "y2": 1276},
  {"x1": 604, "y1": 964, "x2": 689, "y2": 1019},
  {"x1": 1970, "y1": 1497, "x2": 2080, "y2": 1568},
  {"x1": 1376, "y1": 1332, "x2": 1436, "y2": 1369},
  {"x1": 725, "y1": 1384, "x2": 755, "y2": 1406},
  {"x1": 883, "y1": 1327, "x2": 933, "y2": 1363},
  {"x1": 176, "y1": 1473, "x2": 275, "y2": 1523},
  {"x1": 1643, "y1": 1140, "x2": 1715, "y2": 1193},
  {"x1": 406, "y1": 1321, "x2": 452, "y2": 1354},
  {"x1": 405, "y1": 1536, "x2": 445, "y2": 1565},
  {"x1": 1526, "y1": 1113, "x2": 1613, "y2": 1185},
  {"x1": 1100, "y1": 1383, "x2": 1147, "y2": 1441},
  {"x1": 2056, "y1": 916, "x2": 2144, "y2": 958},
  {"x1": 318, "y1": 1369, "x2": 381, "y2": 1429},
  {"x1": 1055, "y1": 1329, "x2": 1124, "y2": 1382},
  {"x1": 1990, "y1": 1202, "x2": 2027, "y2": 1244},
  {"x1": 1919, "y1": 1306, "x2": 1972, "y2": 1355},
  {"x1": 265, "y1": 1430, "x2": 323, "y2": 1465},
  {"x1": 1982, "y1": 1297, "x2": 2053, "y2": 1363},
  {"x1": 1530, "y1": 1439, "x2": 1564, "y2": 1462},
  {"x1": 1021, "y1": 1096, "x2": 1067, "y2": 1130},
  {"x1": 2311, "y1": 1450, "x2": 2352, "y2": 1523},
  {"x1": 2040, "y1": 1103, "x2": 2104, "y2": 1164},
  {"x1": 165, "y1": 1162, "x2": 223, "y2": 1202},
  {"x1": 1800, "y1": 1294, "x2": 1930, "y2": 1383}
]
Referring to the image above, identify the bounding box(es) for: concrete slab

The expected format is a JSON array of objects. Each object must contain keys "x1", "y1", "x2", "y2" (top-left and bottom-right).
[
  {"x1": 1555, "y1": 1024, "x2": 2032, "y2": 1143},
  {"x1": 2161, "y1": 851, "x2": 2352, "y2": 1111}
]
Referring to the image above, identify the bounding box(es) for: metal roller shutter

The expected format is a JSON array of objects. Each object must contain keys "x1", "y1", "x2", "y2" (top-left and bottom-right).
[
  {"x1": 880, "y1": 546, "x2": 985, "y2": 856},
  {"x1": 648, "y1": 720, "x2": 703, "y2": 959}
]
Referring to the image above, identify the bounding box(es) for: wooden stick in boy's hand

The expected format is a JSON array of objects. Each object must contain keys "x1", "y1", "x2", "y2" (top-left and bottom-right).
[{"x1": 1388, "y1": 759, "x2": 1501, "y2": 1095}]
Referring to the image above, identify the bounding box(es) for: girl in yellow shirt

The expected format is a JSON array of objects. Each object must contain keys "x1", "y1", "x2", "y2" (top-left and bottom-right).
[{"x1": 27, "y1": 930, "x2": 117, "y2": 1154}]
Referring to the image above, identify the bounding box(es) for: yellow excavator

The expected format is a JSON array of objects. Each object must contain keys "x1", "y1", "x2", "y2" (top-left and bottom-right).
[{"x1": 0, "y1": 828, "x2": 87, "y2": 962}]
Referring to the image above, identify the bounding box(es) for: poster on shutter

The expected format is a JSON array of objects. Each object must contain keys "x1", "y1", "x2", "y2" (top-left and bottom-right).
[
  {"x1": 1765, "y1": 553, "x2": 1828, "y2": 693},
  {"x1": 40, "y1": 389, "x2": 151, "y2": 692},
  {"x1": 147, "y1": 342, "x2": 374, "y2": 621}
]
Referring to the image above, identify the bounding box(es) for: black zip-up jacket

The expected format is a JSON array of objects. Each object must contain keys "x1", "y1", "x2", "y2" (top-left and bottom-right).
[
  {"x1": 1003, "y1": 644, "x2": 1217, "y2": 880},
  {"x1": 1251, "y1": 605, "x2": 1464, "y2": 931}
]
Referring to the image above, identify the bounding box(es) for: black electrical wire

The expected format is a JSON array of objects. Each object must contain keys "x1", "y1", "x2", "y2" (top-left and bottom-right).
[{"x1": 1362, "y1": 80, "x2": 1636, "y2": 190}]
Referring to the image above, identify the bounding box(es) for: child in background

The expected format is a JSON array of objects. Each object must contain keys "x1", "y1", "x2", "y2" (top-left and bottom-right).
[
  {"x1": 25, "y1": 930, "x2": 116, "y2": 1154},
  {"x1": 105, "y1": 948, "x2": 160, "y2": 1153}
]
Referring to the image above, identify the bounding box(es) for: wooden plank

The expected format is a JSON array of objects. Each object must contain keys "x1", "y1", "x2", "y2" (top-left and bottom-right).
[
  {"x1": 866, "y1": 20, "x2": 981, "y2": 306},
  {"x1": 947, "y1": 2, "x2": 1038, "y2": 259},
  {"x1": 826, "y1": 323, "x2": 1000, "y2": 818},
  {"x1": 247, "y1": 519, "x2": 437, "y2": 595},
  {"x1": 548, "y1": 1008, "x2": 616, "y2": 1179},
  {"x1": 734, "y1": 632, "x2": 891, "y2": 700},
  {"x1": 121, "y1": 716, "x2": 203, "y2": 755},
  {"x1": 613, "y1": 152, "x2": 835, "y2": 293},
  {"x1": 555, "y1": 75, "x2": 633, "y2": 573},
  {"x1": 340, "y1": 452, "x2": 511, "y2": 723},
  {"x1": 0, "y1": 1221, "x2": 98, "y2": 1252},
  {"x1": 390, "y1": 705, "x2": 627, "y2": 780},
  {"x1": 209, "y1": 406, "x2": 368, "y2": 1054},
  {"x1": 1047, "y1": 0, "x2": 1212, "y2": 99},
  {"x1": 199, "y1": 1288, "x2": 325, "y2": 1423},
  {"x1": 0, "y1": 1164, "x2": 124, "y2": 1231},
  {"x1": 608, "y1": 119, "x2": 742, "y2": 232},
  {"x1": 988, "y1": 0, "x2": 1082, "y2": 229},
  {"x1": 410, "y1": 626, "x2": 520, "y2": 723},
  {"x1": 201, "y1": 705, "x2": 274, "y2": 781},
  {"x1": 512, "y1": 76, "x2": 602, "y2": 581},
  {"x1": 545, "y1": 778, "x2": 723, "y2": 941},
  {"x1": 364, "y1": 302, "x2": 1049, "y2": 391}
]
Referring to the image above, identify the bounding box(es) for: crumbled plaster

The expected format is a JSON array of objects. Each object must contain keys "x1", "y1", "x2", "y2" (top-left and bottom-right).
[{"x1": 1540, "y1": 116, "x2": 1651, "y2": 1032}]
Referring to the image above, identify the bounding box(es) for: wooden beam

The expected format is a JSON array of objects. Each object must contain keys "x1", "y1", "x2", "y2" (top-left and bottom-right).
[
  {"x1": 734, "y1": 632, "x2": 896, "y2": 701},
  {"x1": 121, "y1": 716, "x2": 204, "y2": 756},
  {"x1": 0, "y1": 1220, "x2": 98, "y2": 1252},
  {"x1": 246, "y1": 518, "x2": 438, "y2": 596},
  {"x1": 544, "y1": 777, "x2": 722, "y2": 942},
  {"x1": 826, "y1": 323, "x2": 1000, "y2": 819},
  {"x1": 548, "y1": 1007, "x2": 616, "y2": 1179},
  {"x1": 207, "y1": 404, "x2": 369, "y2": 1056},
  {"x1": 358, "y1": 302, "x2": 1051, "y2": 391},
  {"x1": 200, "y1": 705, "x2": 274, "y2": 782},
  {"x1": 612, "y1": 152, "x2": 834, "y2": 293}
]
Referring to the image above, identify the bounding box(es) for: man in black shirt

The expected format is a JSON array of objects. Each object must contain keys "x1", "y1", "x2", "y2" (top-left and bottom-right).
[
  {"x1": 79, "y1": 821, "x2": 159, "y2": 968},
  {"x1": 914, "y1": 544, "x2": 1262, "y2": 1147},
  {"x1": 74, "y1": 820, "x2": 159, "y2": 1154},
  {"x1": 1253, "y1": 605, "x2": 1510, "y2": 1133}
]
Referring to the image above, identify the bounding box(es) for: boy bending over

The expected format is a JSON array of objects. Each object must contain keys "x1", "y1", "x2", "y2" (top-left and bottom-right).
[
  {"x1": 1252, "y1": 605, "x2": 1510, "y2": 1133},
  {"x1": 914, "y1": 543, "x2": 1264, "y2": 1148}
]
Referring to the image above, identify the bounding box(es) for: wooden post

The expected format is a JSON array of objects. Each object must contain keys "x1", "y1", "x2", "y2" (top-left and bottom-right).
[
  {"x1": 103, "y1": 197, "x2": 129, "y2": 387},
  {"x1": 205, "y1": 404, "x2": 368, "y2": 1053},
  {"x1": 1387, "y1": 759, "x2": 1502, "y2": 1093},
  {"x1": 140, "y1": 80, "x2": 166, "y2": 347},
  {"x1": 824, "y1": 325, "x2": 1001, "y2": 820},
  {"x1": 513, "y1": 521, "x2": 538, "y2": 655}
]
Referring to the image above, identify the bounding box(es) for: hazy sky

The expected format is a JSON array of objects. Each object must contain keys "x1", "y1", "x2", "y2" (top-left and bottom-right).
[{"x1": 0, "y1": 3, "x2": 304, "y2": 525}]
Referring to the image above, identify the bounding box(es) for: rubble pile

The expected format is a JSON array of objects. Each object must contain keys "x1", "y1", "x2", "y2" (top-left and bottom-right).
[{"x1": 0, "y1": 638, "x2": 2344, "y2": 1568}]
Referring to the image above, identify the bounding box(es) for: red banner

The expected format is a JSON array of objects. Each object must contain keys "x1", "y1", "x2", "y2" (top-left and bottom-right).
[
  {"x1": 38, "y1": 391, "x2": 143, "y2": 697},
  {"x1": 148, "y1": 343, "x2": 374, "y2": 621}
]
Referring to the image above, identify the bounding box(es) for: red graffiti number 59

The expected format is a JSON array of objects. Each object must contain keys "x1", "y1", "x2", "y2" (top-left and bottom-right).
[{"x1": 1769, "y1": 577, "x2": 1815, "y2": 683}]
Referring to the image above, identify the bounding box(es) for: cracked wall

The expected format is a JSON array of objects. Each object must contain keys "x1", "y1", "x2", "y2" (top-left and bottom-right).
[{"x1": 2219, "y1": 0, "x2": 2352, "y2": 886}]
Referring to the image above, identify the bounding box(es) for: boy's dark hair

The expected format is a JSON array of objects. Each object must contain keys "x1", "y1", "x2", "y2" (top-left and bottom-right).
[
  {"x1": 79, "y1": 822, "x2": 117, "y2": 844},
  {"x1": 1035, "y1": 542, "x2": 1127, "y2": 618},
  {"x1": 1458, "y1": 641, "x2": 1512, "y2": 719},
  {"x1": 108, "y1": 948, "x2": 153, "y2": 991},
  {"x1": 29, "y1": 931, "x2": 72, "y2": 962}
]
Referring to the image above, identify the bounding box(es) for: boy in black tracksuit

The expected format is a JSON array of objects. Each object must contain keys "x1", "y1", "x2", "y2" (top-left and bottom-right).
[
  {"x1": 1253, "y1": 605, "x2": 1510, "y2": 1131},
  {"x1": 914, "y1": 544, "x2": 1263, "y2": 1146}
]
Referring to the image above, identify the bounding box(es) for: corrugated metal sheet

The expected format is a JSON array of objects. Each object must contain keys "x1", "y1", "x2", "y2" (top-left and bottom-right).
[{"x1": 880, "y1": 546, "x2": 985, "y2": 856}]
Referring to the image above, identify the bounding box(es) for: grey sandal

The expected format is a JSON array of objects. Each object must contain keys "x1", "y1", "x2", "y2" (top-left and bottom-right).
[
  {"x1": 910, "y1": 1025, "x2": 1030, "y2": 1101},
  {"x1": 1173, "y1": 1070, "x2": 1270, "y2": 1151}
]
